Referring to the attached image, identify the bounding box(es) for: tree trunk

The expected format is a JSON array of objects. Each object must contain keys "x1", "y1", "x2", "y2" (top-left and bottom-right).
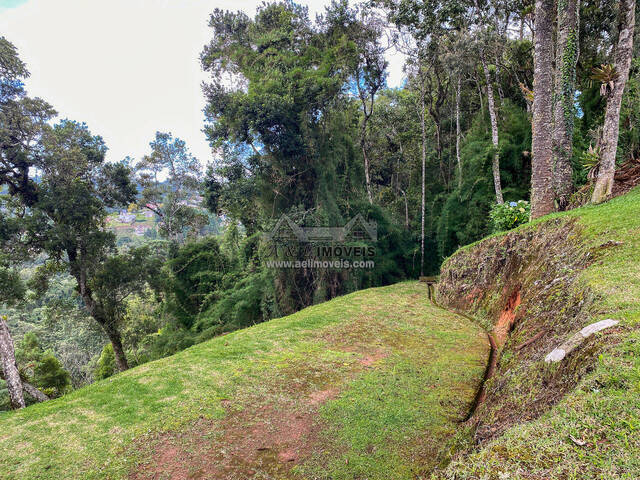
[
  {"x1": 361, "y1": 134, "x2": 373, "y2": 204},
  {"x1": 481, "y1": 54, "x2": 504, "y2": 204},
  {"x1": 0, "y1": 317, "x2": 25, "y2": 409},
  {"x1": 592, "y1": 0, "x2": 636, "y2": 203},
  {"x1": 519, "y1": 16, "x2": 525, "y2": 40},
  {"x1": 531, "y1": 0, "x2": 556, "y2": 219},
  {"x1": 105, "y1": 325, "x2": 129, "y2": 372},
  {"x1": 553, "y1": 0, "x2": 580, "y2": 209},
  {"x1": 0, "y1": 370, "x2": 50, "y2": 403},
  {"x1": 22, "y1": 380, "x2": 50, "y2": 402},
  {"x1": 456, "y1": 76, "x2": 463, "y2": 188},
  {"x1": 420, "y1": 77, "x2": 427, "y2": 277},
  {"x1": 72, "y1": 253, "x2": 130, "y2": 374}
]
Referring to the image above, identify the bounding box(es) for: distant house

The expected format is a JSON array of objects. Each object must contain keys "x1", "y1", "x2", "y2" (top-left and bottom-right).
[
  {"x1": 134, "y1": 225, "x2": 149, "y2": 236},
  {"x1": 118, "y1": 211, "x2": 136, "y2": 224}
]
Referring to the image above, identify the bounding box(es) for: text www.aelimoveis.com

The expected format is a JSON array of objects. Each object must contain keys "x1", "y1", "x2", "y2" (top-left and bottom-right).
[{"x1": 265, "y1": 259, "x2": 375, "y2": 269}]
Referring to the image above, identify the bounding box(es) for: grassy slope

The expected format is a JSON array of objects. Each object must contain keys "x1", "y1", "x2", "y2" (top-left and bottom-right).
[
  {"x1": 442, "y1": 187, "x2": 640, "y2": 479},
  {"x1": 0, "y1": 282, "x2": 488, "y2": 480}
]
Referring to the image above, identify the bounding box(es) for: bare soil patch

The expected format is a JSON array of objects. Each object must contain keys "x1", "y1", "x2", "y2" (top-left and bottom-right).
[
  {"x1": 493, "y1": 287, "x2": 521, "y2": 347},
  {"x1": 130, "y1": 388, "x2": 336, "y2": 480}
]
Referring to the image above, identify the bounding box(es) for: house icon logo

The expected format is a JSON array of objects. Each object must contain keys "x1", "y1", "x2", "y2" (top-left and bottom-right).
[{"x1": 266, "y1": 214, "x2": 377, "y2": 243}]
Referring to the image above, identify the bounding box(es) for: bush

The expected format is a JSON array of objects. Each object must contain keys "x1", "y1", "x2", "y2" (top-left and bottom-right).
[
  {"x1": 15, "y1": 332, "x2": 71, "y2": 398},
  {"x1": 93, "y1": 343, "x2": 117, "y2": 380},
  {"x1": 489, "y1": 200, "x2": 531, "y2": 232},
  {"x1": 33, "y1": 354, "x2": 71, "y2": 396}
]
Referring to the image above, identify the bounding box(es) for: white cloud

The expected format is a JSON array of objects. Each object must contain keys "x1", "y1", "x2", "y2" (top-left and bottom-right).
[{"x1": 0, "y1": 0, "x2": 405, "y2": 165}]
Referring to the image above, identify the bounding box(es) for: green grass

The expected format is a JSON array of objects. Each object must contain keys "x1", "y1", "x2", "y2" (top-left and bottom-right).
[
  {"x1": 439, "y1": 187, "x2": 640, "y2": 479},
  {"x1": 0, "y1": 282, "x2": 488, "y2": 479}
]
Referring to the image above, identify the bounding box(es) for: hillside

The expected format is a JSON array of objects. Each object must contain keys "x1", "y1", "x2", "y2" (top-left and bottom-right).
[
  {"x1": 436, "y1": 187, "x2": 640, "y2": 479},
  {"x1": 2, "y1": 188, "x2": 640, "y2": 480},
  {"x1": 0, "y1": 282, "x2": 488, "y2": 479}
]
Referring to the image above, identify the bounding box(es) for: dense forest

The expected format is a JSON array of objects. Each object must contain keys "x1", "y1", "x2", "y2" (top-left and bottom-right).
[{"x1": 1, "y1": 0, "x2": 638, "y2": 410}]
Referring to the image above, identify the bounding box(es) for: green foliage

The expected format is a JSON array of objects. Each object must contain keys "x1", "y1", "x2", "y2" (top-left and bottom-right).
[
  {"x1": 93, "y1": 343, "x2": 116, "y2": 381},
  {"x1": 489, "y1": 200, "x2": 531, "y2": 232},
  {"x1": 33, "y1": 354, "x2": 71, "y2": 396},
  {"x1": 437, "y1": 103, "x2": 532, "y2": 257},
  {"x1": 580, "y1": 144, "x2": 601, "y2": 180},
  {"x1": 0, "y1": 266, "x2": 26, "y2": 306},
  {"x1": 136, "y1": 132, "x2": 207, "y2": 242},
  {"x1": 15, "y1": 332, "x2": 71, "y2": 398},
  {"x1": 0, "y1": 37, "x2": 56, "y2": 206},
  {"x1": 121, "y1": 289, "x2": 163, "y2": 367},
  {"x1": 164, "y1": 236, "x2": 228, "y2": 329}
]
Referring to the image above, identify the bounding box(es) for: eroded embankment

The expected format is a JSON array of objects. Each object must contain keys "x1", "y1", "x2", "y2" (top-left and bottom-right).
[{"x1": 436, "y1": 217, "x2": 608, "y2": 443}]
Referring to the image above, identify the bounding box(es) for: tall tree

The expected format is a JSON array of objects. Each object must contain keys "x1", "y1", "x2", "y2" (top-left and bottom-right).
[
  {"x1": 474, "y1": 0, "x2": 504, "y2": 204},
  {"x1": 137, "y1": 132, "x2": 207, "y2": 242},
  {"x1": 0, "y1": 37, "x2": 55, "y2": 205},
  {"x1": 27, "y1": 121, "x2": 140, "y2": 372},
  {"x1": 591, "y1": 0, "x2": 636, "y2": 203},
  {"x1": 481, "y1": 52, "x2": 504, "y2": 204},
  {"x1": 323, "y1": 1, "x2": 387, "y2": 204},
  {"x1": 530, "y1": 0, "x2": 556, "y2": 219},
  {"x1": 552, "y1": 0, "x2": 580, "y2": 209}
]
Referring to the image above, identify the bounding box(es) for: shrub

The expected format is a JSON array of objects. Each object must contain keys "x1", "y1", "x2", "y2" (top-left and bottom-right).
[
  {"x1": 489, "y1": 200, "x2": 531, "y2": 232},
  {"x1": 93, "y1": 343, "x2": 116, "y2": 380},
  {"x1": 15, "y1": 332, "x2": 71, "y2": 398}
]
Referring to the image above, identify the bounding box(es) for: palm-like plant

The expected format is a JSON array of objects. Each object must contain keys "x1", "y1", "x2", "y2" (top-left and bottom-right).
[
  {"x1": 590, "y1": 64, "x2": 619, "y2": 97},
  {"x1": 581, "y1": 144, "x2": 601, "y2": 181}
]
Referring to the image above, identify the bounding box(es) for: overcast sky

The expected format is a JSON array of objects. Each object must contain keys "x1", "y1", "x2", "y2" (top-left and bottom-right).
[{"x1": 0, "y1": 0, "x2": 405, "y2": 166}]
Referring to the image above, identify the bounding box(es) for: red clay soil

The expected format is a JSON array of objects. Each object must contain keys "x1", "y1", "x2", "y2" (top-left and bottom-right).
[
  {"x1": 492, "y1": 287, "x2": 521, "y2": 347},
  {"x1": 129, "y1": 347, "x2": 388, "y2": 479},
  {"x1": 130, "y1": 387, "x2": 339, "y2": 480},
  {"x1": 359, "y1": 351, "x2": 388, "y2": 367}
]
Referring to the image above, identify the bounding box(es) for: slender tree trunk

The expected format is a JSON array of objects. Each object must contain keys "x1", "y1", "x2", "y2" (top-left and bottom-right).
[
  {"x1": 495, "y1": 57, "x2": 505, "y2": 104},
  {"x1": 456, "y1": 76, "x2": 463, "y2": 188},
  {"x1": 481, "y1": 54, "x2": 504, "y2": 204},
  {"x1": 400, "y1": 189, "x2": 409, "y2": 229},
  {"x1": 0, "y1": 317, "x2": 25, "y2": 409},
  {"x1": 361, "y1": 131, "x2": 373, "y2": 204},
  {"x1": 475, "y1": 72, "x2": 485, "y2": 115},
  {"x1": 420, "y1": 77, "x2": 427, "y2": 276},
  {"x1": 395, "y1": 136, "x2": 410, "y2": 230},
  {"x1": 531, "y1": 0, "x2": 556, "y2": 219},
  {"x1": 592, "y1": 0, "x2": 636, "y2": 203},
  {"x1": 76, "y1": 272, "x2": 130, "y2": 373},
  {"x1": 553, "y1": 0, "x2": 580, "y2": 209}
]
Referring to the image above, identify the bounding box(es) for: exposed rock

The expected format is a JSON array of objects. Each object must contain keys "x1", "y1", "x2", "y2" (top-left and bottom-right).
[{"x1": 545, "y1": 319, "x2": 619, "y2": 363}]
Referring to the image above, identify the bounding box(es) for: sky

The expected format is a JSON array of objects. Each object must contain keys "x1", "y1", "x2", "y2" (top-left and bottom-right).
[{"x1": 0, "y1": 0, "x2": 405, "y2": 166}]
